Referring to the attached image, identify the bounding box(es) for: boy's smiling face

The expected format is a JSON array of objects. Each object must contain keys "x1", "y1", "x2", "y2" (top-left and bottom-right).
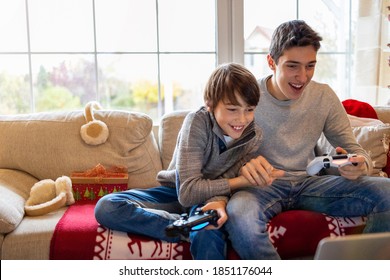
[
  {"x1": 267, "y1": 45, "x2": 317, "y2": 101},
  {"x1": 212, "y1": 93, "x2": 255, "y2": 140}
]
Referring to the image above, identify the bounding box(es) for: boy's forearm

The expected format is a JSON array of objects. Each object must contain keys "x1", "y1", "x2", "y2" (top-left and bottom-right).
[{"x1": 228, "y1": 176, "x2": 252, "y2": 191}]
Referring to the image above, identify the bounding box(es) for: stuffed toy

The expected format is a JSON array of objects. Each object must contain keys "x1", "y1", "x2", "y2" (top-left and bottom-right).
[
  {"x1": 25, "y1": 176, "x2": 75, "y2": 216},
  {"x1": 80, "y1": 101, "x2": 109, "y2": 145}
]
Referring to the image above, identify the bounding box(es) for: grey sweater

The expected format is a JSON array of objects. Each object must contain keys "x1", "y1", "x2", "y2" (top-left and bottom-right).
[
  {"x1": 157, "y1": 107, "x2": 263, "y2": 207},
  {"x1": 255, "y1": 75, "x2": 372, "y2": 181}
]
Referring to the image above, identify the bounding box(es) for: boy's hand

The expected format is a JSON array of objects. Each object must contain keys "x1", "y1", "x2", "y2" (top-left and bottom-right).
[
  {"x1": 240, "y1": 155, "x2": 285, "y2": 187},
  {"x1": 336, "y1": 147, "x2": 367, "y2": 180},
  {"x1": 201, "y1": 201, "x2": 227, "y2": 229}
]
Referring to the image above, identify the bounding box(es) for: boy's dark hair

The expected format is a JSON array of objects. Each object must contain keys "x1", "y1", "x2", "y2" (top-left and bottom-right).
[
  {"x1": 204, "y1": 63, "x2": 260, "y2": 111},
  {"x1": 269, "y1": 20, "x2": 323, "y2": 64}
]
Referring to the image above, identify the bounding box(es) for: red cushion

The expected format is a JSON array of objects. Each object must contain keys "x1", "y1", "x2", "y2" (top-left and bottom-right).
[
  {"x1": 342, "y1": 99, "x2": 378, "y2": 119},
  {"x1": 342, "y1": 99, "x2": 389, "y2": 177},
  {"x1": 383, "y1": 151, "x2": 390, "y2": 177},
  {"x1": 267, "y1": 210, "x2": 366, "y2": 259}
]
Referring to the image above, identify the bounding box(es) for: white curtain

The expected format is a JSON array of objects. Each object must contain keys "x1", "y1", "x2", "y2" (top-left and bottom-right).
[{"x1": 352, "y1": 0, "x2": 389, "y2": 105}]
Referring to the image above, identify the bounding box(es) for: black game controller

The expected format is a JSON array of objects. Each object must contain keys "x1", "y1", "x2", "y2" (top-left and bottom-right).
[{"x1": 165, "y1": 208, "x2": 219, "y2": 237}]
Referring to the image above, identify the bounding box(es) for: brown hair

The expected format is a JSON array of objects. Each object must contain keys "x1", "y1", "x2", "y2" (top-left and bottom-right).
[
  {"x1": 204, "y1": 63, "x2": 260, "y2": 111},
  {"x1": 269, "y1": 20, "x2": 323, "y2": 64}
]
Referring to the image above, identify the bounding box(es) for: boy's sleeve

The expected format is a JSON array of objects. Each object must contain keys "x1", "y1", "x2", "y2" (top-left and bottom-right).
[
  {"x1": 322, "y1": 88, "x2": 373, "y2": 175},
  {"x1": 175, "y1": 112, "x2": 231, "y2": 207}
]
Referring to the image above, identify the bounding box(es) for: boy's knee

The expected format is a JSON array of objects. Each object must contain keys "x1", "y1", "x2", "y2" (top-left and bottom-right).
[
  {"x1": 94, "y1": 194, "x2": 120, "y2": 224},
  {"x1": 94, "y1": 197, "x2": 108, "y2": 223}
]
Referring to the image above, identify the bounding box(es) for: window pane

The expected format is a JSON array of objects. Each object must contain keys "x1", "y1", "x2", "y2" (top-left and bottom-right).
[
  {"x1": 97, "y1": 54, "x2": 159, "y2": 119},
  {"x1": 160, "y1": 54, "x2": 215, "y2": 115},
  {"x1": 244, "y1": 0, "x2": 296, "y2": 52},
  {"x1": 0, "y1": 0, "x2": 27, "y2": 52},
  {"x1": 159, "y1": 0, "x2": 215, "y2": 52},
  {"x1": 244, "y1": 53, "x2": 271, "y2": 80},
  {"x1": 0, "y1": 55, "x2": 31, "y2": 114},
  {"x1": 95, "y1": 0, "x2": 157, "y2": 52},
  {"x1": 315, "y1": 53, "x2": 348, "y2": 100},
  {"x1": 31, "y1": 54, "x2": 96, "y2": 112},
  {"x1": 299, "y1": 0, "x2": 351, "y2": 52},
  {"x1": 244, "y1": 0, "x2": 356, "y2": 102},
  {"x1": 29, "y1": 0, "x2": 94, "y2": 52}
]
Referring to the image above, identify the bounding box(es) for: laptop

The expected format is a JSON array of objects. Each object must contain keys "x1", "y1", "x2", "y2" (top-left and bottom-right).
[{"x1": 314, "y1": 232, "x2": 390, "y2": 260}]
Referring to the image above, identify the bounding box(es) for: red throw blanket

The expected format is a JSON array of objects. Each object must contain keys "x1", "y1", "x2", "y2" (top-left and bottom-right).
[
  {"x1": 50, "y1": 203, "x2": 366, "y2": 260},
  {"x1": 50, "y1": 202, "x2": 101, "y2": 259},
  {"x1": 50, "y1": 202, "x2": 192, "y2": 260}
]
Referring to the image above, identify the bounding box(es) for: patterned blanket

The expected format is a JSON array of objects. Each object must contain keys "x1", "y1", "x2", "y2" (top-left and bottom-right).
[{"x1": 50, "y1": 203, "x2": 366, "y2": 260}]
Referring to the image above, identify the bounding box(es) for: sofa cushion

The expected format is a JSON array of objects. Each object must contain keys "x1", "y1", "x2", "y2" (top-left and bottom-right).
[
  {"x1": 158, "y1": 110, "x2": 190, "y2": 170},
  {"x1": 0, "y1": 110, "x2": 162, "y2": 190},
  {"x1": 374, "y1": 106, "x2": 390, "y2": 124},
  {"x1": 343, "y1": 101, "x2": 390, "y2": 177},
  {"x1": 1, "y1": 207, "x2": 67, "y2": 259},
  {"x1": 342, "y1": 99, "x2": 378, "y2": 119},
  {"x1": 0, "y1": 169, "x2": 38, "y2": 234}
]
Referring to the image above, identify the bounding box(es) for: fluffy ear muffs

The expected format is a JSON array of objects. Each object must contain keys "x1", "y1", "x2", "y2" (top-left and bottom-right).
[
  {"x1": 80, "y1": 101, "x2": 109, "y2": 145},
  {"x1": 24, "y1": 176, "x2": 75, "y2": 216}
]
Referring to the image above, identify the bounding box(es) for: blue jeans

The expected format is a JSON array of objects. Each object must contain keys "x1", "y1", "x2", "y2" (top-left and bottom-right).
[
  {"x1": 94, "y1": 186, "x2": 187, "y2": 242},
  {"x1": 95, "y1": 187, "x2": 228, "y2": 259},
  {"x1": 224, "y1": 175, "x2": 390, "y2": 259},
  {"x1": 190, "y1": 228, "x2": 227, "y2": 259}
]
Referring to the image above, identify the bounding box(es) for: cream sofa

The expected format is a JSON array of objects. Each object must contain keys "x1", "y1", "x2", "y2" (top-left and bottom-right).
[{"x1": 1, "y1": 105, "x2": 390, "y2": 260}]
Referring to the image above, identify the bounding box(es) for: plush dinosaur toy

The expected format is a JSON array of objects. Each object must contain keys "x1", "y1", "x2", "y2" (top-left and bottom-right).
[
  {"x1": 80, "y1": 101, "x2": 109, "y2": 145},
  {"x1": 24, "y1": 176, "x2": 75, "y2": 216}
]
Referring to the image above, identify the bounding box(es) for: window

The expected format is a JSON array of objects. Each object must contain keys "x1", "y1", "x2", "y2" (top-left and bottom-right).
[
  {"x1": 0, "y1": 0, "x2": 216, "y2": 121},
  {"x1": 244, "y1": 0, "x2": 356, "y2": 101},
  {"x1": 1, "y1": 0, "x2": 377, "y2": 122}
]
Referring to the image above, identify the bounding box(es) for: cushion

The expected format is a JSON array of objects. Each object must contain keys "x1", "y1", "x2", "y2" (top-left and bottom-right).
[
  {"x1": 342, "y1": 100, "x2": 390, "y2": 176},
  {"x1": 267, "y1": 210, "x2": 366, "y2": 259},
  {"x1": 0, "y1": 110, "x2": 162, "y2": 189},
  {"x1": 342, "y1": 99, "x2": 378, "y2": 119},
  {"x1": 347, "y1": 114, "x2": 383, "y2": 127},
  {"x1": 316, "y1": 122, "x2": 390, "y2": 177},
  {"x1": 158, "y1": 110, "x2": 190, "y2": 170},
  {"x1": 0, "y1": 169, "x2": 38, "y2": 233},
  {"x1": 373, "y1": 106, "x2": 390, "y2": 124}
]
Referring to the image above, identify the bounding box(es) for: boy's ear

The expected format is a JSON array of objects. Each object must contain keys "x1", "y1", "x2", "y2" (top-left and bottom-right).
[
  {"x1": 267, "y1": 54, "x2": 276, "y2": 70},
  {"x1": 205, "y1": 101, "x2": 212, "y2": 111}
]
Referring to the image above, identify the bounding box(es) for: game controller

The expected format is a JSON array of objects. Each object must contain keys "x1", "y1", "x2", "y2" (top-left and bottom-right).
[
  {"x1": 165, "y1": 208, "x2": 219, "y2": 237},
  {"x1": 306, "y1": 153, "x2": 358, "y2": 176}
]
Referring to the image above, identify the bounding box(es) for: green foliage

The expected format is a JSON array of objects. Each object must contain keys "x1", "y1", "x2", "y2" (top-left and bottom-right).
[
  {"x1": 133, "y1": 80, "x2": 159, "y2": 104},
  {"x1": 36, "y1": 86, "x2": 81, "y2": 112},
  {"x1": 103, "y1": 78, "x2": 135, "y2": 108},
  {"x1": 1, "y1": 58, "x2": 183, "y2": 115},
  {"x1": 132, "y1": 80, "x2": 182, "y2": 105},
  {"x1": 0, "y1": 72, "x2": 31, "y2": 114}
]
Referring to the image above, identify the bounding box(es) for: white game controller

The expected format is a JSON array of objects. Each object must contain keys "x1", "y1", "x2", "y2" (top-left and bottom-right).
[{"x1": 306, "y1": 154, "x2": 358, "y2": 176}]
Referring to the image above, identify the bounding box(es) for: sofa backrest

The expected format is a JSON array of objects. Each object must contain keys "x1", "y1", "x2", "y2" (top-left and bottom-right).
[
  {"x1": 158, "y1": 110, "x2": 190, "y2": 170},
  {"x1": 157, "y1": 106, "x2": 390, "y2": 175},
  {"x1": 373, "y1": 106, "x2": 390, "y2": 124},
  {"x1": 0, "y1": 110, "x2": 162, "y2": 189}
]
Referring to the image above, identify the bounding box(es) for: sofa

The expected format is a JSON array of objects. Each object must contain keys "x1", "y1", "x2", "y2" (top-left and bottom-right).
[{"x1": 1, "y1": 102, "x2": 389, "y2": 260}]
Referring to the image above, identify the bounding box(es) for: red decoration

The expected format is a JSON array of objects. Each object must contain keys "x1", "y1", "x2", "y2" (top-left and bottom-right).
[{"x1": 70, "y1": 164, "x2": 128, "y2": 202}]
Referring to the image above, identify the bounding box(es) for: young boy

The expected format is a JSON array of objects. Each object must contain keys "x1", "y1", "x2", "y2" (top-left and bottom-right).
[
  {"x1": 224, "y1": 20, "x2": 390, "y2": 259},
  {"x1": 94, "y1": 63, "x2": 283, "y2": 259}
]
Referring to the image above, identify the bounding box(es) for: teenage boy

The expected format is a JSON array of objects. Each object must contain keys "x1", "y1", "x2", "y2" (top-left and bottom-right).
[
  {"x1": 224, "y1": 20, "x2": 390, "y2": 260},
  {"x1": 94, "y1": 63, "x2": 283, "y2": 259}
]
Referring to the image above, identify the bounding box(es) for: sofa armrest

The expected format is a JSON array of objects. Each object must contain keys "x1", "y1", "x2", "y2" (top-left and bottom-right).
[{"x1": 0, "y1": 169, "x2": 38, "y2": 234}]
